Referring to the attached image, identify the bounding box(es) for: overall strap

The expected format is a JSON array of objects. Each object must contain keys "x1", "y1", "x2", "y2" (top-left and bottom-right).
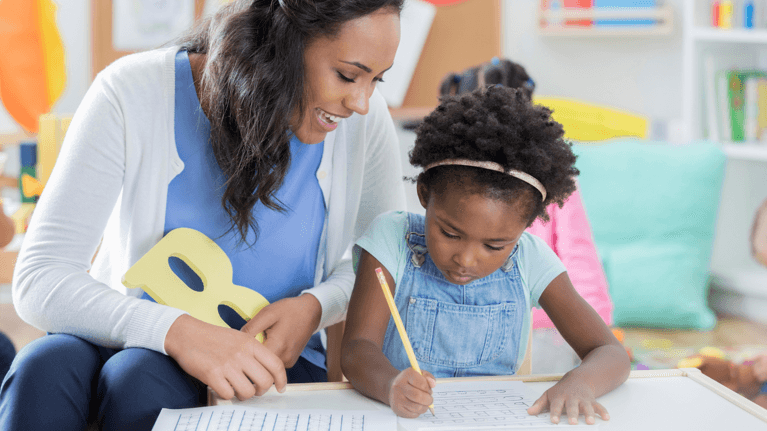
[
  {"x1": 405, "y1": 213, "x2": 428, "y2": 267},
  {"x1": 501, "y1": 244, "x2": 519, "y2": 273}
]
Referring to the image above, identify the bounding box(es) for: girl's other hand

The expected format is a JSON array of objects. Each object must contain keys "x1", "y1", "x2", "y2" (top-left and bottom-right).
[
  {"x1": 387, "y1": 368, "x2": 436, "y2": 418},
  {"x1": 241, "y1": 294, "x2": 322, "y2": 368},
  {"x1": 526, "y1": 375, "x2": 609, "y2": 425},
  {"x1": 165, "y1": 314, "x2": 287, "y2": 401}
]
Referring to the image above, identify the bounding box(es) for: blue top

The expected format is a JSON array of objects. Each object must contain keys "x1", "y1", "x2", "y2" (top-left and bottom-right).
[{"x1": 144, "y1": 49, "x2": 327, "y2": 369}]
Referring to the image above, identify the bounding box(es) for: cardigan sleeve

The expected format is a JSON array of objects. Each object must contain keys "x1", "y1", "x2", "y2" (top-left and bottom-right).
[
  {"x1": 12, "y1": 59, "x2": 186, "y2": 353},
  {"x1": 302, "y1": 91, "x2": 407, "y2": 331}
]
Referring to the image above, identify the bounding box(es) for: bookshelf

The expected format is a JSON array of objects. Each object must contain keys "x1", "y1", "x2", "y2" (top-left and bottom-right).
[
  {"x1": 721, "y1": 142, "x2": 767, "y2": 161},
  {"x1": 681, "y1": 0, "x2": 767, "y2": 324},
  {"x1": 682, "y1": 0, "x2": 767, "y2": 149}
]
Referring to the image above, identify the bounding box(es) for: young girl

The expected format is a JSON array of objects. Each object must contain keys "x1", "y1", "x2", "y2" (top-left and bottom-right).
[{"x1": 341, "y1": 86, "x2": 630, "y2": 425}]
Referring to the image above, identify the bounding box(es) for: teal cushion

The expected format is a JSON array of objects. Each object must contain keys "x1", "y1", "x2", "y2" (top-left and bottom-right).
[
  {"x1": 603, "y1": 242, "x2": 716, "y2": 329},
  {"x1": 574, "y1": 139, "x2": 726, "y2": 329}
]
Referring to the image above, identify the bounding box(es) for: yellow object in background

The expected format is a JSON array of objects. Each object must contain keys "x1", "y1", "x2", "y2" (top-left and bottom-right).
[
  {"x1": 533, "y1": 96, "x2": 648, "y2": 142},
  {"x1": 699, "y1": 346, "x2": 726, "y2": 359},
  {"x1": 677, "y1": 356, "x2": 704, "y2": 369},
  {"x1": 719, "y1": 1, "x2": 733, "y2": 29},
  {"x1": 122, "y1": 228, "x2": 269, "y2": 342},
  {"x1": 37, "y1": 114, "x2": 59, "y2": 187},
  {"x1": 21, "y1": 174, "x2": 44, "y2": 199},
  {"x1": 11, "y1": 203, "x2": 36, "y2": 234},
  {"x1": 641, "y1": 338, "x2": 673, "y2": 350}
]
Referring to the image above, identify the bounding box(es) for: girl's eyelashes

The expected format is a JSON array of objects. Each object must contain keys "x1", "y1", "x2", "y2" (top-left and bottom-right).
[
  {"x1": 440, "y1": 228, "x2": 459, "y2": 240},
  {"x1": 485, "y1": 244, "x2": 505, "y2": 251}
]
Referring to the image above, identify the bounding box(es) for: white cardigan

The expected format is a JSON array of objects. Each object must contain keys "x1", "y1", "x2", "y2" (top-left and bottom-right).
[{"x1": 12, "y1": 47, "x2": 406, "y2": 354}]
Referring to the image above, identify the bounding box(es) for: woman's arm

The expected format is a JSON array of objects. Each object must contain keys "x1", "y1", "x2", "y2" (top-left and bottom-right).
[
  {"x1": 527, "y1": 272, "x2": 630, "y2": 424},
  {"x1": 342, "y1": 250, "x2": 434, "y2": 417},
  {"x1": 14, "y1": 57, "x2": 289, "y2": 399},
  {"x1": 11, "y1": 68, "x2": 185, "y2": 350}
]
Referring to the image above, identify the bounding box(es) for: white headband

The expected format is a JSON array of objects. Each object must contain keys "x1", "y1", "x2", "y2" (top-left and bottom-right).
[{"x1": 424, "y1": 159, "x2": 547, "y2": 201}]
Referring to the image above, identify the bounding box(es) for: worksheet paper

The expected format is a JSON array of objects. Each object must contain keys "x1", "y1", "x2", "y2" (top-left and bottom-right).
[
  {"x1": 398, "y1": 380, "x2": 598, "y2": 430},
  {"x1": 151, "y1": 406, "x2": 396, "y2": 431}
]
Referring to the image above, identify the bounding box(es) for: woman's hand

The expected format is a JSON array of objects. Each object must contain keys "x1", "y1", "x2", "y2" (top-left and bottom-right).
[
  {"x1": 387, "y1": 368, "x2": 436, "y2": 418},
  {"x1": 241, "y1": 294, "x2": 322, "y2": 368},
  {"x1": 527, "y1": 374, "x2": 609, "y2": 425},
  {"x1": 165, "y1": 314, "x2": 287, "y2": 401}
]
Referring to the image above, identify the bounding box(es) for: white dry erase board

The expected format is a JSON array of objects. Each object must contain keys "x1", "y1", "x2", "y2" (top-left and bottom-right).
[{"x1": 208, "y1": 369, "x2": 767, "y2": 430}]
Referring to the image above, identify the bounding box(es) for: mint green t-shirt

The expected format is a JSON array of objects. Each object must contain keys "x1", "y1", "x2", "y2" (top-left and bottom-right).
[{"x1": 353, "y1": 211, "x2": 566, "y2": 309}]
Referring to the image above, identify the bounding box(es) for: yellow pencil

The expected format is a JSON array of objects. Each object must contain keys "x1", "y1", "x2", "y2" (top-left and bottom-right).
[{"x1": 375, "y1": 267, "x2": 436, "y2": 417}]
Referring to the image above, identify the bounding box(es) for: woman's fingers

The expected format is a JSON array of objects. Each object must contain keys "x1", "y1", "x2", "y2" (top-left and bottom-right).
[
  {"x1": 226, "y1": 370, "x2": 258, "y2": 401},
  {"x1": 257, "y1": 344, "x2": 288, "y2": 393},
  {"x1": 208, "y1": 373, "x2": 236, "y2": 401}
]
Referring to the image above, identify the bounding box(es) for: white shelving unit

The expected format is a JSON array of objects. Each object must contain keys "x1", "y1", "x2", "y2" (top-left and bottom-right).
[{"x1": 682, "y1": 0, "x2": 767, "y2": 324}]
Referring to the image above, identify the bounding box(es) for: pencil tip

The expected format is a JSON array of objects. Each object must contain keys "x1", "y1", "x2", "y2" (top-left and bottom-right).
[{"x1": 429, "y1": 407, "x2": 436, "y2": 417}]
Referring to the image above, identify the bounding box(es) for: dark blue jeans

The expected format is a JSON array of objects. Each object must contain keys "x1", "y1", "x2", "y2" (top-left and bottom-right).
[
  {"x1": 0, "y1": 333, "x2": 326, "y2": 431},
  {"x1": 0, "y1": 332, "x2": 15, "y2": 383}
]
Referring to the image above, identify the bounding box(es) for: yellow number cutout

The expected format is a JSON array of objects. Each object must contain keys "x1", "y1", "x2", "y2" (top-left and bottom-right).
[{"x1": 122, "y1": 227, "x2": 268, "y2": 342}]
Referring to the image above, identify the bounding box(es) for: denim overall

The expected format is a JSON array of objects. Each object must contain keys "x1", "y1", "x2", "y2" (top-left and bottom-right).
[{"x1": 381, "y1": 213, "x2": 528, "y2": 378}]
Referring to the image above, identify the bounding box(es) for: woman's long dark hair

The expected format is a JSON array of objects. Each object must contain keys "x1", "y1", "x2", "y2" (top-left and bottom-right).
[{"x1": 177, "y1": 0, "x2": 403, "y2": 244}]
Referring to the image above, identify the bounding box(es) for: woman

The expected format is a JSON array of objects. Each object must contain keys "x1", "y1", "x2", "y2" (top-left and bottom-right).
[{"x1": 0, "y1": 0, "x2": 405, "y2": 429}]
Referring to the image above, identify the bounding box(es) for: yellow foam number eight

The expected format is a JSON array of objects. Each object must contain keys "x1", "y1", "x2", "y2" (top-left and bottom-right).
[{"x1": 122, "y1": 228, "x2": 268, "y2": 342}]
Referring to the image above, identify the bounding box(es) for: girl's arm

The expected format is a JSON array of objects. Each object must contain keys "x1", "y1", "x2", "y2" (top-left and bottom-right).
[
  {"x1": 341, "y1": 249, "x2": 434, "y2": 418},
  {"x1": 528, "y1": 272, "x2": 630, "y2": 424}
]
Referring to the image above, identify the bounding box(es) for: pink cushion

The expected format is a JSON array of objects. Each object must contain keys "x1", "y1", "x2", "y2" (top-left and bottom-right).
[{"x1": 527, "y1": 187, "x2": 613, "y2": 328}]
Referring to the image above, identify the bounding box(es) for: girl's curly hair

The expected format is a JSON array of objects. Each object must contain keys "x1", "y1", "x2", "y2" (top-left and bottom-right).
[{"x1": 410, "y1": 85, "x2": 578, "y2": 225}]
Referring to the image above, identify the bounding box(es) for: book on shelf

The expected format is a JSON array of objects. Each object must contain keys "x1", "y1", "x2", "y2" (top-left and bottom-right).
[{"x1": 706, "y1": 66, "x2": 767, "y2": 143}]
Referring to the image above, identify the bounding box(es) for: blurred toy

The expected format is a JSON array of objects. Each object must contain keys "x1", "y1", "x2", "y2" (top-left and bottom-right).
[
  {"x1": 611, "y1": 328, "x2": 634, "y2": 362},
  {"x1": 752, "y1": 197, "x2": 767, "y2": 267},
  {"x1": 678, "y1": 350, "x2": 767, "y2": 408},
  {"x1": 0, "y1": 200, "x2": 14, "y2": 248}
]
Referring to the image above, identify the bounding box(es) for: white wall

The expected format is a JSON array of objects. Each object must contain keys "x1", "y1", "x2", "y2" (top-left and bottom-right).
[
  {"x1": 46, "y1": 1, "x2": 690, "y2": 129},
  {"x1": 52, "y1": 0, "x2": 91, "y2": 116},
  {"x1": 501, "y1": 0, "x2": 685, "y2": 138},
  {"x1": 38, "y1": 1, "x2": 691, "y2": 134}
]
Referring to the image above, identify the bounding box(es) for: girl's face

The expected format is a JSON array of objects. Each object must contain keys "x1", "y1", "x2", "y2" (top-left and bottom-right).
[
  {"x1": 292, "y1": 9, "x2": 400, "y2": 144},
  {"x1": 418, "y1": 184, "x2": 529, "y2": 285}
]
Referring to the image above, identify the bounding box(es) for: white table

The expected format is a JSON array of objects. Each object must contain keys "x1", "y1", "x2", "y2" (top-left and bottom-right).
[{"x1": 209, "y1": 368, "x2": 767, "y2": 430}]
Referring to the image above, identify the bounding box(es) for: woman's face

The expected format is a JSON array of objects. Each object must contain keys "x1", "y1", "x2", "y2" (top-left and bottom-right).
[
  {"x1": 418, "y1": 185, "x2": 529, "y2": 286},
  {"x1": 292, "y1": 9, "x2": 400, "y2": 144}
]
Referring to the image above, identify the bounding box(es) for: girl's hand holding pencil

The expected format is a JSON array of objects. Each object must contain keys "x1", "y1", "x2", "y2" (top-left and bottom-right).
[
  {"x1": 375, "y1": 267, "x2": 437, "y2": 418},
  {"x1": 388, "y1": 367, "x2": 437, "y2": 418}
]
